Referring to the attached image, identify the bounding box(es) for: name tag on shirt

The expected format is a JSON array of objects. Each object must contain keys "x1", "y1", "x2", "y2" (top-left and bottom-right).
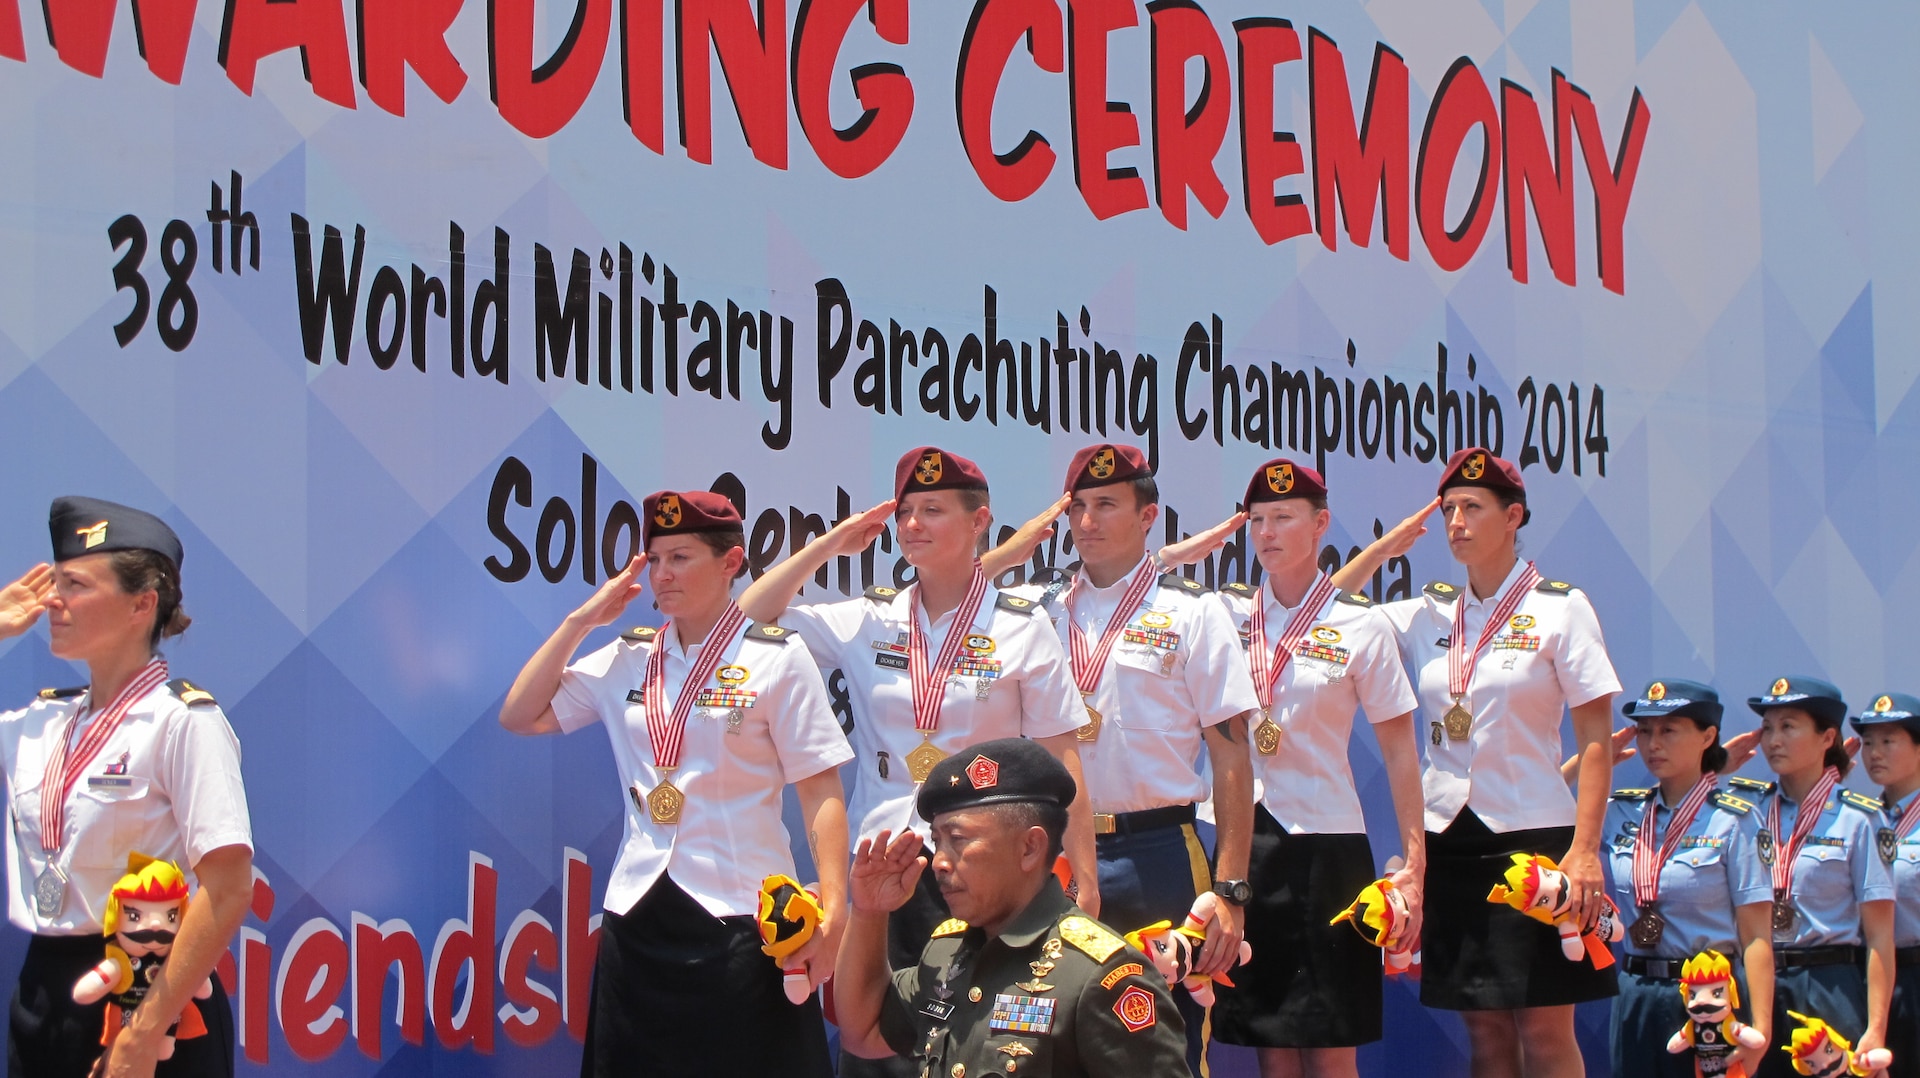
[
  {"x1": 627, "y1": 689, "x2": 646, "y2": 703},
  {"x1": 875, "y1": 653, "x2": 908, "y2": 671},
  {"x1": 920, "y1": 999, "x2": 955, "y2": 1021},
  {"x1": 1805, "y1": 836, "x2": 1845, "y2": 848},
  {"x1": 86, "y1": 776, "x2": 133, "y2": 789}
]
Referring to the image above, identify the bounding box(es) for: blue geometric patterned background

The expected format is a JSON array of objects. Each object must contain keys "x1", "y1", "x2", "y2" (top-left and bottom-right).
[{"x1": 1, "y1": 0, "x2": 1917, "y2": 1073}]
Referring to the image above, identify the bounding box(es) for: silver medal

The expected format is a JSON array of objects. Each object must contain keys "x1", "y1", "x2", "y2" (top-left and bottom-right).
[{"x1": 34, "y1": 865, "x2": 64, "y2": 918}]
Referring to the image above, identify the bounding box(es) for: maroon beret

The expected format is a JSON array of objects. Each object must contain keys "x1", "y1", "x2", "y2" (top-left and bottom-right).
[
  {"x1": 643, "y1": 490, "x2": 743, "y2": 546},
  {"x1": 895, "y1": 446, "x2": 988, "y2": 502},
  {"x1": 1437, "y1": 448, "x2": 1524, "y2": 497},
  {"x1": 1242, "y1": 458, "x2": 1327, "y2": 507},
  {"x1": 1064, "y1": 443, "x2": 1151, "y2": 493}
]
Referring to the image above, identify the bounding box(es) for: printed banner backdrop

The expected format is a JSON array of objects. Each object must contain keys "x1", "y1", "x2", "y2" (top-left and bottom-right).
[{"x1": 2, "y1": 0, "x2": 1917, "y2": 1072}]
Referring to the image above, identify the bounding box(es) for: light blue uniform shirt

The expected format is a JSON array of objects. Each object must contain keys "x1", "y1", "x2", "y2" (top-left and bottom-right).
[
  {"x1": 1749, "y1": 781, "x2": 1895, "y2": 948},
  {"x1": 1885, "y1": 790, "x2": 1920, "y2": 949},
  {"x1": 1604, "y1": 784, "x2": 1771, "y2": 959}
]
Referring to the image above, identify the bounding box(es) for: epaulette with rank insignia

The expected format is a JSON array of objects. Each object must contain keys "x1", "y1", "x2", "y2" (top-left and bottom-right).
[
  {"x1": 1158, "y1": 573, "x2": 1206, "y2": 595},
  {"x1": 863, "y1": 584, "x2": 900, "y2": 603},
  {"x1": 166, "y1": 679, "x2": 217, "y2": 707},
  {"x1": 1610, "y1": 788, "x2": 1653, "y2": 802},
  {"x1": 37, "y1": 685, "x2": 84, "y2": 701},
  {"x1": 745, "y1": 623, "x2": 792, "y2": 644},
  {"x1": 1841, "y1": 789, "x2": 1885, "y2": 814},
  {"x1": 930, "y1": 918, "x2": 969, "y2": 938},
  {"x1": 1423, "y1": 581, "x2": 1460, "y2": 603},
  {"x1": 1335, "y1": 590, "x2": 1373, "y2": 607},
  {"x1": 996, "y1": 592, "x2": 1038, "y2": 615},
  {"x1": 1535, "y1": 579, "x2": 1575, "y2": 596},
  {"x1": 1710, "y1": 791, "x2": 1753, "y2": 815},
  {"x1": 1727, "y1": 776, "x2": 1776, "y2": 796},
  {"x1": 1218, "y1": 581, "x2": 1256, "y2": 598},
  {"x1": 1059, "y1": 915, "x2": 1125, "y2": 961},
  {"x1": 619, "y1": 626, "x2": 659, "y2": 644}
]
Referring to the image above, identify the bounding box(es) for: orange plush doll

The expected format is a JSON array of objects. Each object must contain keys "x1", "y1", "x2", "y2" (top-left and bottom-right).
[
  {"x1": 1330, "y1": 877, "x2": 1418, "y2": 974},
  {"x1": 1485, "y1": 852, "x2": 1624, "y2": 969},
  {"x1": 1124, "y1": 891, "x2": 1252, "y2": 1008},
  {"x1": 1782, "y1": 1010, "x2": 1892, "y2": 1077},
  {"x1": 71, "y1": 854, "x2": 212, "y2": 1058},
  {"x1": 756, "y1": 874, "x2": 823, "y2": 1004},
  {"x1": 1665, "y1": 951, "x2": 1765, "y2": 1077}
]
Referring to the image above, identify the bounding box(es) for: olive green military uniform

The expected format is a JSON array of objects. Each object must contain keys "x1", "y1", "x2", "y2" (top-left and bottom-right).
[{"x1": 879, "y1": 880, "x2": 1188, "y2": 1078}]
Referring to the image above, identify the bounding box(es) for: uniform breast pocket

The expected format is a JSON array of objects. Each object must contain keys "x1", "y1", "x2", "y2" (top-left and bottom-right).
[
  {"x1": 1113, "y1": 644, "x2": 1175, "y2": 679},
  {"x1": 1794, "y1": 844, "x2": 1854, "y2": 907},
  {"x1": 1663, "y1": 847, "x2": 1729, "y2": 904},
  {"x1": 70, "y1": 777, "x2": 154, "y2": 864},
  {"x1": 982, "y1": 1030, "x2": 1055, "y2": 1075}
]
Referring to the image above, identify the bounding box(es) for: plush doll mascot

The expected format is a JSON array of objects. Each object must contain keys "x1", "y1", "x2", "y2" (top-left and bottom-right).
[
  {"x1": 71, "y1": 853, "x2": 212, "y2": 1058},
  {"x1": 1486, "y1": 852, "x2": 1625, "y2": 969},
  {"x1": 1125, "y1": 891, "x2": 1253, "y2": 1008},
  {"x1": 1330, "y1": 877, "x2": 1418, "y2": 974},
  {"x1": 1664, "y1": 950, "x2": 1766, "y2": 1077},
  {"x1": 757, "y1": 874, "x2": 824, "y2": 1004},
  {"x1": 1782, "y1": 1010, "x2": 1893, "y2": 1078}
]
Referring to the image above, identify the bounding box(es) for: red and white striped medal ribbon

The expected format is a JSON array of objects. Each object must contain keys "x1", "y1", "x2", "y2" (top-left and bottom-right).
[
  {"x1": 1627, "y1": 772, "x2": 1718, "y2": 947},
  {"x1": 1065, "y1": 557, "x2": 1162, "y2": 738},
  {"x1": 1765, "y1": 767, "x2": 1841, "y2": 933},
  {"x1": 1897, "y1": 792, "x2": 1920, "y2": 841},
  {"x1": 34, "y1": 657, "x2": 169, "y2": 917},
  {"x1": 1442, "y1": 562, "x2": 1542, "y2": 739},
  {"x1": 639, "y1": 602, "x2": 748, "y2": 821},
  {"x1": 907, "y1": 564, "x2": 991, "y2": 734},
  {"x1": 1246, "y1": 572, "x2": 1339, "y2": 755}
]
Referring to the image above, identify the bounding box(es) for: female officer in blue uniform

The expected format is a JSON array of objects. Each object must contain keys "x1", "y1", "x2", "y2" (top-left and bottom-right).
[
  {"x1": 1605, "y1": 679, "x2": 1773, "y2": 1078},
  {"x1": 1852, "y1": 691, "x2": 1920, "y2": 1077},
  {"x1": 1746, "y1": 676, "x2": 1895, "y2": 1078}
]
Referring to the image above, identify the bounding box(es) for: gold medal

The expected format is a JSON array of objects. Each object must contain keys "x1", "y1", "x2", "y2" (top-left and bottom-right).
[
  {"x1": 906, "y1": 736, "x2": 946, "y2": 783},
  {"x1": 1253, "y1": 712, "x2": 1282, "y2": 756},
  {"x1": 647, "y1": 777, "x2": 685, "y2": 824},
  {"x1": 1077, "y1": 701, "x2": 1102, "y2": 742},
  {"x1": 1443, "y1": 700, "x2": 1473, "y2": 741}
]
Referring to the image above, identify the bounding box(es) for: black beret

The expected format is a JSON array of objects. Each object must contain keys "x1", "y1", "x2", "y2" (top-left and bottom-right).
[
  {"x1": 915, "y1": 737, "x2": 1076, "y2": 820},
  {"x1": 48, "y1": 497, "x2": 182, "y2": 567}
]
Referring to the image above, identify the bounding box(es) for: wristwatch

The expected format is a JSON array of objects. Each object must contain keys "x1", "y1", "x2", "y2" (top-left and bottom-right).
[{"x1": 1212, "y1": 879, "x2": 1252, "y2": 906}]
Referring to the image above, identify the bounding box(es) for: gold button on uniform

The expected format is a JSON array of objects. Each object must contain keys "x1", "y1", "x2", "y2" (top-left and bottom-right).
[
  {"x1": 951, "y1": 1065, "x2": 966, "y2": 1078},
  {"x1": 968, "y1": 987, "x2": 981, "y2": 1002}
]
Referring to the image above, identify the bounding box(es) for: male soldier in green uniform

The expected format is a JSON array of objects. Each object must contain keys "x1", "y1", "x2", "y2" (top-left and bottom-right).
[{"x1": 836, "y1": 737, "x2": 1190, "y2": 1077}]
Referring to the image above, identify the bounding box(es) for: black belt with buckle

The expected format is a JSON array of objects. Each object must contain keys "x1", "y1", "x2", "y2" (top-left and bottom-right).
[
  {"x1": 1092, "y1": 804, "x2": 1196, "y2": 837},
  {"x1": 1621, "y1": 954, "x2": 1686, "y2": 980},
  {"x1": 1898, "y1": 945, "x2": 1920, "y2": 968},
  {"x1": 1774, "y1": 945, "x2": 1864, "y2": 968}
]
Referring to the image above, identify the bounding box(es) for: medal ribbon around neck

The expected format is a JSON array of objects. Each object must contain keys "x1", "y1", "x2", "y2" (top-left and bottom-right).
[
  {"x1": 39, "y1": 657, "x2": 169, "y2": 852},
  {"x1": 641, "y1": 602, "x2": 748, "y2": 771},
  {"x1": 1248, "y1": 572, "x2": 1339, "y2": 714},
  {"x1": 908, "y1": 564, "x2": 991, "y2": 733},
  {"x1": 1898, "y1": 792, "x2": 1920, "y2": 841},
  {"x1": 1066, "y1": 557, "x2": 1163, "y2": 697},
  {"x1": 1632, "y1": 772, "x2": 1719, "y2": 910},
  {"x1": 1447, "y1": 561, "x2": 1542, "y2": 700},
  {"x1": 1766, "y1": 767, "x2": 1842, "y2": 901}
]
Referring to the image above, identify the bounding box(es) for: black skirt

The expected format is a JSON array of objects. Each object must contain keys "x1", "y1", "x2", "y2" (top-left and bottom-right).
[
  {"x1": 1420, "y1": 809, "x2": 1618, "y2": 1011},
  {"x1": 1210, "y1": 807, "x2": 1383, "y2": 1048},
  {"x1": 582, "y1": 874, "x2": 832, "y2": 1078},
  {"x1": 8, "y1": 933, "x2": 234, "y2": 1078}
]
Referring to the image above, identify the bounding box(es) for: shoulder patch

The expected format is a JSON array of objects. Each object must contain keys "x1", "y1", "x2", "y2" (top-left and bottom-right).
[
  {"x1": 863, "y1": 584, "x2": 901, "y2": 603},
  {"x1": 1335, "y1": 590, "x2": 1373, "y2": 607},
  {"x1": 1610, "y1": 788, "x2": 1654, "y2": 802},
  {"x1": 37, "y1": 685, "x2": 85, "y2": 701},
  {"x1": 1100, "y1": 962, "x2": 1145, "y2": 990},
  {"x1": 619, "y1": 626, "x2": 659, "y2": 644},
  {"x1": 1218, "y1": 581, "x2": 1255, "y2": 598},
  {"x1": 745, "y1": 622, "x2": 792, "y2": 644},
  {"x1": 1727, "y1": 776, "x2": 1776, "y2": 795},
  {"x1": 165, "y1": 679, "x2": 217, "y2": 707},
  {"x1": 1535, "y1": 579, "x2": 1575, "y2": 595},
  {"x1": 1841, "y1": 789, "x2": 1885, "y2": 815},
  {"x1": 1710, "y1": 791, "x2": 1753, "y2": 816},
  {"x1": 1058, "y1": 915, "x2": 1125, "y2": 962},
  {"x1": 930, "y1": 918, "x2": 969, "y2": 938},
  {"x1": 996, "y1": 592, "x2": 1038, "y2": 615},
  {"x1": 1423, "y1": 581, "x2": 1460, "y2": 603},
  {"x1": 1158, "y1": 573, "x2": 1207, "y2": 595}
]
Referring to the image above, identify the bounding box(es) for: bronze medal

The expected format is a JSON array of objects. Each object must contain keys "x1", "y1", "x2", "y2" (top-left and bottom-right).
[
  {"x1": 1443, "y1": 702, "x2": 1473, "y2": 741},
  {"x1": 647, "y1": 778, "x2": 685, "y2": 824},
  {"x1": 1253, "y1": 713, "x2": 1282, "y2": 756},
  {"x1": 1771, "y1": 894, "x2": 1796, "y2": 934},
  {"x1": 1628, "y1": 907, "x2": 1665, "y2": 949},
  {"x1": 1076, "y1": 702, "x2": 1101, "y2": 743},
  {"x1": 906, "y1": 737, "x2": 946, "y2": 783}
]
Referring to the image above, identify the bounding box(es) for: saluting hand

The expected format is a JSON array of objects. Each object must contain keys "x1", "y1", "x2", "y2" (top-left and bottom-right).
[
  {"x1": 992, "y1": 494, "x2": 1070, "y2": 569},
  {"x1": 1156, "y1": 512, "x2": 1247, "y2": 569},
  {"x1": 0, "y1": 563, "x2": 52, "y2": 640},
  {"x1": 849, "y1": 829, "x2": 926, "y2": 916},
  {"x1": 1719, "y1": 729, "x2": 1761, "y2": 774},
  {"x1": 823, "y1": 501, "x2": 898, "y2": 560},
  {"x1": 565, "y1": 555, "x2": 650, "y2": 628},
  {"x1": 1382, "y1": 497, "x2": 1441, "y2": 556}
]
